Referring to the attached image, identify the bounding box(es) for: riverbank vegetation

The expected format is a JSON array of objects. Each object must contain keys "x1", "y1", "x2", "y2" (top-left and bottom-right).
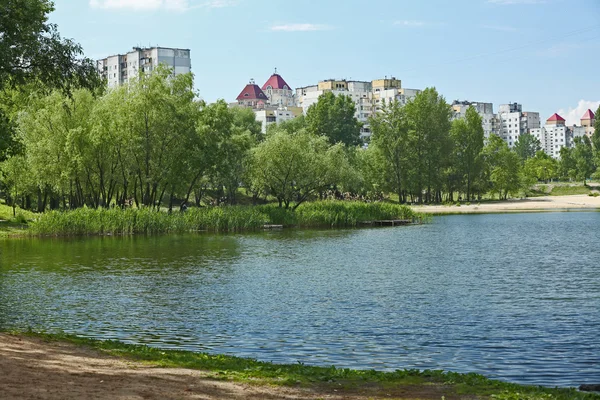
[
  {"x1": 28, "y1": 201, "x2": 420, "y2": 236},
  {"x1": 10, "y1": 332, "x2": 599, "y2": 400}
]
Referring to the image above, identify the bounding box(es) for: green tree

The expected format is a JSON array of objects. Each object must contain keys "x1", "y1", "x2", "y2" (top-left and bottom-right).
[
  {"x1": 591, "y1": 105, "x2": 600, "y2": 168},
  {"x1": 483, "y1": 135, "x2": 521, "y2": 199},
  {"x1": 306, "y1": 92, "x2": 362, "y2": 146},
  {"x1": 513, "y1": 133, "x2": 542, "y2": 164},
  {"x1": 571, "y1": 136, "x2": 595, "y2": 185},
  {"x1": 249, "y1": 130, "x2": 348, "y2": 209},
  {"x1": 403, "y1": 88, "x2": 452, "y2": 203},
  {"x1": 368, "y1": 100, "x2": 410, "y2": 203},
  {"x1": 523, "y1": 151, "x2": 558, "y2": 184},
  {"x1": 451, "y1": 106, "x2": 484, "y2": 201},
  {"x1": 0, "y1": 0, "x2": 99, "y2": 92}
]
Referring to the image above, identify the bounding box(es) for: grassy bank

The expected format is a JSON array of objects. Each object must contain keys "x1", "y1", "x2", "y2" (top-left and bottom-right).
[
  {"x1": 11, "y1": 332, "x2": 599, "y2": 400},
  {"x1": 27, "y1": 201, "x2": 421, "y2": 236}
]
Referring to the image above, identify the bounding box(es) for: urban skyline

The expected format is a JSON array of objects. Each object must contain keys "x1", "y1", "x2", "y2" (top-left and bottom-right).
[{"x1": 52, "y1": 0, "x2": 600, "y2": 125}]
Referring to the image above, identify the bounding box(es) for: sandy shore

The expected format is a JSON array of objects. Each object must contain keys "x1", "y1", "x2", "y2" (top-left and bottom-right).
[
  {"x1": 412, "y1": 194, "x2": 600, "y2": 214},
  {"x1": 0, "y1": 333, "x2": 463, "y2": 400}
]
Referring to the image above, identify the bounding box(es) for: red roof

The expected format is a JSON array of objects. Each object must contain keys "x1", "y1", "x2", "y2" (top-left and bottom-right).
[
  {"x1": 547, "y1": 113, "x2": 565, "y2": 122},
  {"x1": 236, "y1": 84, "x2": 269, "y2": 101},
  {"x1": 581, "y1": 109, "x2": 595, "y2": 120},
  {"x1": 262, "y1": 74, "x2": 291, "y2": 91}
]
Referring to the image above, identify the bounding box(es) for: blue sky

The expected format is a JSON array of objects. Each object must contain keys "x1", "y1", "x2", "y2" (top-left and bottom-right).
[{"x1": 50, "y1": 0, "x2": 600, "y2": 125}]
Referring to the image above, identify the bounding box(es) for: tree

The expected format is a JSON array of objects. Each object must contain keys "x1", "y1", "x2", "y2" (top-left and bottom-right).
[
  {"x1": 0, "y1": 0, "x2": 100, "y2": 92},
  {"x1": 591, "y1": 105, "x2": 600, "y2": 167},
  {"x1": 483, "y1": 135, "x2": 521, "y2": 199},
  {"x1": 451, "y1": 106, "x2": 484, "y2": 201},
  {"x1": 368, "y1": 100, "x2": 410, "y2": 203},
  {"x1": 571, "y1": 136, "x2": 595, "y2": 185},
  {"x1": 513, "y1": 133, "x2": 542, "y2": 164},
  {"x1": 523, "y1": 151, "x2": 558, "y2": 184},
  {"x1": 306, "y1": 92, "x2": 362, "y2": 146},
  {"x1": 248, "y1": 130, "x2": 348, "y2": 209},
  {"x1": 403, "y1": 88, "x2": 452, "y2": 203}
]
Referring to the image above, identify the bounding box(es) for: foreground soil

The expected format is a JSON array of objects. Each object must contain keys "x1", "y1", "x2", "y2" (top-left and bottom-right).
[
  {"x1": 0, "y1": 333, "x2": 474, "y2": 400},
  {"x1": 413, "y1": 194, "x2": 600, "y2": 214}
]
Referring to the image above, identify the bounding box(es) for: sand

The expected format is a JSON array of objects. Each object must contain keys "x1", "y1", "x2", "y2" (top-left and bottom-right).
[{"x1": 412, "y1": 194, "x2": 600, "y2": 214}]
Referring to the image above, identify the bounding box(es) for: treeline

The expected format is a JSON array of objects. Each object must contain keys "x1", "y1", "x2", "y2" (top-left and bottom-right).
[
  {"x1": 2, "y1": 69, "x2": 600, "y2": 214},
  {"x1": 368, "y1": 94, "x2": 600, "y2": 203}
]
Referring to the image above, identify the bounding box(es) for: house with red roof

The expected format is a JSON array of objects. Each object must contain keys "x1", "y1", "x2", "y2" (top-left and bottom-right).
[
  {"x1": 261, "y1": 70, "x2": 295, "y2": 107},
  {"x1": 236, "y1": 79, "x2": 269, "y2": 109}
]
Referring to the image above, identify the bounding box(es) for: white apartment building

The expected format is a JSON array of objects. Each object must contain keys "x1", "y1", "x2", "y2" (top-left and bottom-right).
[
  {"x1": 295, "y1": 77, "x2": 420, "y2": 138},
  {"x1": 530, "y1": 113, "x2": 571, "y2": 159},
  {"x1": 254, "y1": 106, "x2": 303, "y2": 133},
  {"x1": 497, "y1": 103, "x2": 540, "y2": 147},
  {"x1": 97, "y1": 46, "x2": 191, "y2": 87},
  {"x1": 451, "y1": 101, "x2": 496, "y2": 138}
]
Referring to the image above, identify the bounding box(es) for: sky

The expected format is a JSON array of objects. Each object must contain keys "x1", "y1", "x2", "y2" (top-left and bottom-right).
[{"x1": 49, "y1": 0, "x2": 600, "y2": 125}]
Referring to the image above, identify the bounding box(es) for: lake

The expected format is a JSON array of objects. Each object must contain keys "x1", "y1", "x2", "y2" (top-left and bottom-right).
[{"x1": 1, "y1": 212, "x2": 599, "y2": 387}]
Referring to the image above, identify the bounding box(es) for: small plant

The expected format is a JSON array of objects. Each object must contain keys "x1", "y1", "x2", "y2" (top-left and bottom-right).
[
  {"x1": 455, "y1": 201, "x2": 461, "y2": 207},
  {"x1": 13, "y1": 212, "x2": 28, "y2": 224},
  {"x1": 466, "y1": 202, "x2": 471, "y2": 206},
  {"x1": 588, "y1": 192, "x2": 599, "y2": 197}
]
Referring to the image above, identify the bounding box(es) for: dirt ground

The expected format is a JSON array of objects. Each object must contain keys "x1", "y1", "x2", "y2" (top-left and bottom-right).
[{"x1": 0, "y1": 333, "x2": 469, "y2": 400}]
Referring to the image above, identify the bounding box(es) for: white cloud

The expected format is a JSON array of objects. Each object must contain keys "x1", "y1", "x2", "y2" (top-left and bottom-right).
[
  {"x1": 488, "y1": 0, "x2": 546, "y2": 4},
  {"x1": 269, "y1": 24, "x2": 332, "y2": 32},
  {"x1": 394, "y1": 20, "x2": 426, "y2": 27},
  {"x1": 557, "y1": 100, "x2": 600, "y2": 126},
  {"x1": 89, "y1": 0, "x2": 237, "y2": 12}
]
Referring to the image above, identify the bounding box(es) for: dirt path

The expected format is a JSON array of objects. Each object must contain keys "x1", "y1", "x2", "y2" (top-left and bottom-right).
[{"x1": 0, "y1": 334, "x2": 466, "y2": 400}]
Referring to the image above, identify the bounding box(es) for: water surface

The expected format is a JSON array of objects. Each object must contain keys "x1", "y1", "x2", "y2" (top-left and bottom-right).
[{"x1": 1, "y1": 212, "x2": 599, "y2": 387}]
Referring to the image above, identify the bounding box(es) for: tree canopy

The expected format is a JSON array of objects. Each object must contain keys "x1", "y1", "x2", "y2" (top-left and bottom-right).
[
  {"x1": 0, "y1": 0, "x2": 100, "y2": 92},
  {"x1": 306, "y1": 92, "x2": 362, "y2": 146}
]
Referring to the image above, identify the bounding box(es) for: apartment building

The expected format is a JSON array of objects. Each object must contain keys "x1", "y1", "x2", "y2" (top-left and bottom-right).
[
  {"x1": 530, "y1": 113, "x2": 571, "y2": 159},
  {"x1": 97, "y1": 46, "x2": 191, "y2": 87},
  {"x1": 497, "y1": 103, "x2": 541, "y2": 148},
  {"x1": 451, "y1": 101, "x2": 496, "y2": 138},
  {"x1": 295, "y1": 77, "x2": 421, "y2": 138}
]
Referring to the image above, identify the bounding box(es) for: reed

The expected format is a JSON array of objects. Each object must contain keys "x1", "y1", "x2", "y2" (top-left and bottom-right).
[{"x1": 29, "y1": 201, "x2": 423, "y2": 236}]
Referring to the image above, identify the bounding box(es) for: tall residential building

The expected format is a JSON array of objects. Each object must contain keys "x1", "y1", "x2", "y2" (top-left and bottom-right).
[
  {"x1": 530, "y1": 113, "x2": 571, "y2": 159},
  {"x1": 497, "y1": 103, "x2": 540, "y2": 148},
  {"x1": 451, "y1": 100, "x2": 496, "y2": 138},
  {"x1": 97, "y1": 46, "x2": 191, "y2": 87},
  {"x1": 295, "y1": 77, "x2": 420, "y2": 138},
  {"x1": 581, "y1": 109, "x2": 596, "y2": 138}
]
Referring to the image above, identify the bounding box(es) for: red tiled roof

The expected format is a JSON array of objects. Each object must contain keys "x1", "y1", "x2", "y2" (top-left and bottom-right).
[
  {"x1": 547, "y1": 113, "x2": 565, "y2": 122},
  {"x1": 236, "y1": 84, "x2": 269, "y2": 101},
  {"x1": 581, "y1": 109, "x2": 595, "y2": 120},
  {"x1": 262, "y1": 74, "x2": 291, "y2": 91}
]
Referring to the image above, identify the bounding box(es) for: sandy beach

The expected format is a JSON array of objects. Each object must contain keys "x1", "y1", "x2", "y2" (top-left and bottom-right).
[{"x1": 412, "y1": 194, "x2": 600, "y2": 214}]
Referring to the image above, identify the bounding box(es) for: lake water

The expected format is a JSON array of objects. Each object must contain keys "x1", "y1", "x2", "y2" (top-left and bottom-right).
[{"x1": 1, "y1": 212, "x2": 599, "y2": 387}]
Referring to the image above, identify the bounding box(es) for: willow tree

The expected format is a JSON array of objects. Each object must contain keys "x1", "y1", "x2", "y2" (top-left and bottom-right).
[
  {"x1": 120, "y1": 66, "x2": 199, "y2": 208},
  {"x1": 248, "y1": 130, "x2": 348, "y2": 209}
]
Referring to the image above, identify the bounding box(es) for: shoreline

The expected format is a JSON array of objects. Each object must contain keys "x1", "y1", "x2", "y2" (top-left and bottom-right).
[
  {"x1": 412, "y1": 194, "x2": 600, "y2": 215},
  {"x1": 1, "y1": 332, "x2": 597, "y2": 400}
]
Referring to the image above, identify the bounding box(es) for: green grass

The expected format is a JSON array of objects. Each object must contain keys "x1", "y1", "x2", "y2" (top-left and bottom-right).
[
  {"x1": 28, "y1": 201, "x2": 422, "y2": 236},
  {"x1": 0, "y1": 203, "x2": 35, "y2": 237},
  {"x1": 11, "y1": 331, "x2": 599, "y2": 400},
  {"x1": 549, "y1": 185, "x2": 592, "y2": 196}
]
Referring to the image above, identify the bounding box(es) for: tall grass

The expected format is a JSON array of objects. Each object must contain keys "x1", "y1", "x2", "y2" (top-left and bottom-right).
[{"x1": 29, "y1": 201, "x2": 422, "y2": 236}]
